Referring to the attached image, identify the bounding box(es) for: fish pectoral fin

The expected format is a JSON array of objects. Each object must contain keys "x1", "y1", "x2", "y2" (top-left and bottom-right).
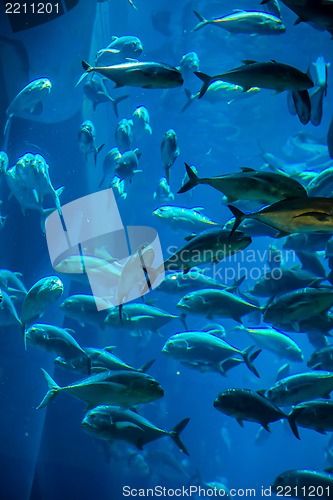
[
  {"x1": 315, "y1": 428, "x2": 327, "y2": 435},
  {"x1": 294, "y1": 211, "x2": 331, "y2": 222},
  {"x1": 30, "y1": 101, "x2": 43, "y2": 115},
  {"x1": 103, "y1": 346, "x2": 117, "y2": 353},
  {"x1": 32, "y1": 189, "x2": 39, "y2": 204},
  {"x1": 184, "y1": 233, "x2": 196, "y2": 241},
  {"x1": 291, "y1": 321, "x2": 300, "y2": 332},
  {"x1": 64, "y1": 328, "x2": 76, "y2": 335},
  {"x1": 262, "y1": 423, "x2": 271, "y2": 432},
  {"x1": 275, "y1": 231, "x2": 289, "y2": 239}
]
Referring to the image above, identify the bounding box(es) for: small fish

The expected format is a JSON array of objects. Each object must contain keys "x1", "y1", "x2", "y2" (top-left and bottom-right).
[
  {"x1": 164, "y1": 228, "x2": 251, "y2": 274},
  {"x1": 83, "y1": 75, "x2": 128, "y2": 116},
  {"x1": 178, "y1": 52, "x2": 200, "y2": 76},
  {"x1": 55, "y1": 346, "x2": 153, "y2": 375},
  {"x1": 177, "y1": 288, "x2": 260, "y2": 324},
  {"x1": 267, "y1": 371, "x2": 333, "y2": 406},
  {"x1": 0, "y1": 290, "x2": 22, "y2": 327},
  {"x1": 4, "y1": 78, "x2": 52, "y2": 136},
  {"x1": 78, "y1": 120, "x2": 104, "y2": 165},
  {"x1": 308, "y1": 346, "x2": 333, "y2": 372},
  {"x1": 228, "y1": 197, "x2": 333, "y2": 239},
  {"x1": 99, "y1": 147, "x2": 122, "y2": 188},
  {"x1": 153, "y1": 205, "x2": 217, "y2": 232},
  {"x1": 37, "y1": 368, "x2": 164, "y2": 409},
  {"x1": 114, "y1": 149, "x2": 142, "y2": 182},
  {"x1": 195, "y1": 60, "x2": 313, "y2": 99},
  {"x1": 234, "y1": 326, "x2": 303, "y2": 362},
  {"x1": 0, "y1": 269, "x2": 27, "y2": 297},
  {"x1": 162, "y1": 331, "x2": 261, "y2": 377},
  {"x1": 153, "y1": 177, "x2": 175, "y2": 203},
  {"x1": 214, "y1": 388, "x2": 299, "y2": 439},
  {"x1": 95, "y1": 36, "x2": 143, "y2": 64},
  {"x1": 131, "y1": 105, "x2": 152, "y2": 143},
  {"x1": 250, "y1": 268, "x2": 318, "y2": 297},
  {"x1": 5, "y1": 153, "x2": 64, "y2": 224},
  {"x1": 192, "y1": 10, "x2": 286, "y2": 35},
  {"x1": 60, "y1": 294, "x2": 111, "y2": 329},
  {"x1": 79, "y1": 61, "x2": 183, "y2": 90},
  {"x1": 157, "y1": 268, "x2": 240, "y2": 296},
  {"x1": 181, "y1": 82, "x2": 260, "y2": 112},
  {"x1": 82, "y1": 406, "x2": 190, "y2": 455},
  {"x1": 289, "y1": 400, "x2": 333, "y2": 435},
  {"x1": 104, "y1": 303, "x2": 178, "y2": 334},
  {"x1": 179, "y1": 163, "x2": 307, "y2": 203},
  {"x1": 115, "y1": 119, "x2": 133, "y2": 153},
  {"x1": 161, "y1": 130, "x2": 180, "y2": 184},
  {"x1": 263, "y1": 287, "x2": 333, "y2": 331},
  {"x1": 272, "y1": 469, "x2": 333, "y2": 498},
  {"x1": 20, "y1": 276, "x2": 63, "y2": 331},
  {"x1": 25, "y1": 323, "x2": 90, "y2": 373}
]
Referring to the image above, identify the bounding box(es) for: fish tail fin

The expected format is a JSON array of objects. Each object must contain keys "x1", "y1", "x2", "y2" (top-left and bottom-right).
[
  {"x1": 192, "y1": 10, "x2": 209, "y2": 31},
  {"x1": 181, "y1": 89, "x2": 199, "y2": 113},
  {"x1": 241, "y1": 345, "x2": 261, "y2": 378},
  {"x1": 82, "y1": 60, "x2": 91, "y2": 72},
  {"x1": 227, "y1": 205, "x2": 246, "y2": 239},
  {"x1": 40, "y1": 208, "x2": 56, "y2": 234},
  {"x1": 170, "y1": 418, "x2": 190, "y2": 455},
  {"x1": 287, "y1": 414, "x2": 300, "y2": 440},
  {"x1": 94, "y1": 144, "x2": 105, "y2": 166},
  {"x1": 111, "y1": 94, "x2": 129, "y2": 118},
  {"x1": 194, "y1": 71, "x2": 212, "y2": 99},
  {"x1": 75, "y1": 61, "x2": 92, "y2": 87},
  {"x1": 178, "y1": 163, "x2": 200, "y2": 194},
  {"x1": 36, "y1": 368, "x2": 61, "y2": 409}
]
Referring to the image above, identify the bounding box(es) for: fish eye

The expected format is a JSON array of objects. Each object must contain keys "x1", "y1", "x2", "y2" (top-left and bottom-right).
[{"x1": 150, "y1": 380, "x2": 157, "y2": 386}]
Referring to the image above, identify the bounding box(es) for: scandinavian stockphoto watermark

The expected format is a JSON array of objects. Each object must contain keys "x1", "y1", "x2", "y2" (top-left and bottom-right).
[
  {"x1": 45, "y1": 189, "x2": 165, "y2": 310},
  {"x1": 165, "y1": 245, "x2": 297, "y2": 283}
]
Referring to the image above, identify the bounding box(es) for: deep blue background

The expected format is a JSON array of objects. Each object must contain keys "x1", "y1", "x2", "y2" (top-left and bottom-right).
[{"x1": 0, "y1": 0, "x2": 332, "y2": 499}]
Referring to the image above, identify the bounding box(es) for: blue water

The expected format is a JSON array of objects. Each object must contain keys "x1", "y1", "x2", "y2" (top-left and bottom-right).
[{"x1": 0, "y1": 0, "x2": 333, "y2": 499}]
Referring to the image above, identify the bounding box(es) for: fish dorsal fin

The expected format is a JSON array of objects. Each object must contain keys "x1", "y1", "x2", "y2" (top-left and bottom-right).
[
  {"x1": 65, "y1": 328, "x2": 76, "y2": 335},
  {"x1": 256, "y1": 389, "x2": 266, "y2": 397},
  {"x1": 104, "y1": 346, "x2": 117, "y2": 353},
  {"x1": 126, "y1": 58, "x2": 139, "y2": 63},
  {"x1": 31, "y1": 101, "x2": 43, "y2": 115},
  {"x1": 240, "y1": 167, "x2": 256, "y2": 172},
  {"x1": 192, "y1": 206, "x2": 204, "y2": 212},
  {"x1": 233, "y1": 9, "x2": 245, "y2": 12},
  {"x1": 242, "y1": 60, "x2": 257, "y2": 65},
  {"x1": 271, "y1": 60, "x2": 277, "y2": 63},
  {"x1": 184, "y1": 233, "x2": 196, "y2": 241}
]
